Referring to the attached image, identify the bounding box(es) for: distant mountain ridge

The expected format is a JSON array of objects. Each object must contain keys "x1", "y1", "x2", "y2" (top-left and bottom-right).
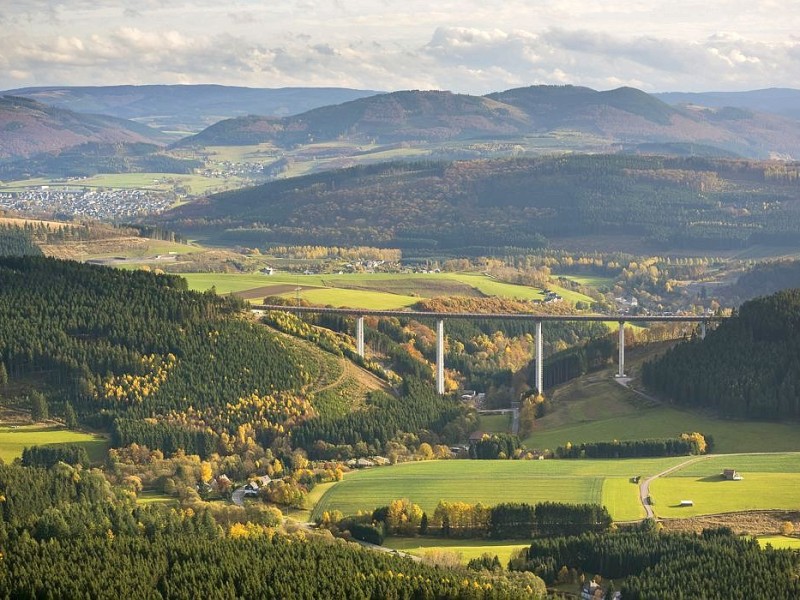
[
  {"x1": 656, "y1": 88, "x2": 800, "y2": 120},
  {"x1": 2, "y1": 85, "x2": 381, "y2": 133},
  {"x1": 0, "y1": 96, "x2": 168, "y2": 160},
  {"x1": 175, "y1": 85, "x2": 800, "y2": 159}
]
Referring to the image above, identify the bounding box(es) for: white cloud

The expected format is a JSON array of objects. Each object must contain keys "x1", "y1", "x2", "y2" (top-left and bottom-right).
[{"x1": 3, "y1": 2, "x2": 800, "y2": 92}]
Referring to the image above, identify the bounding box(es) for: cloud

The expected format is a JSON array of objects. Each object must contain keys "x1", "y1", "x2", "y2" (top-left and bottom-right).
[{"x1": 2, "y1": 14, "x2": 800, "y2": 93}]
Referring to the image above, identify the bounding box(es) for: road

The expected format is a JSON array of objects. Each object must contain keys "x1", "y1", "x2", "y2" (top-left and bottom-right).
[
  {"x1": 638, "y1": 455, "x2": 709, "y2": 519},
  {"x1": 231, "y1": 486, "x2": 246, "y2": 507}
]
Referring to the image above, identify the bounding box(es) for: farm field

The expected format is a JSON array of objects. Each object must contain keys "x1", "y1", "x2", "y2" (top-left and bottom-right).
[
  {"x1": 383, "y1": 537, "x2": 528, "y2": 566},
  {"x1": 312, "y1": 457, "x2": 687, "y2": 522},
  {"x1": 477, "y1": 413, "x2": 512, "y2": 434},
  {"x1": 0, "y1": 425, "x2": 109, "y2": 463},
  {"x1": 757, "y1": 536, "x2": 800, "y2": 550},
  {"x1": 601, "y1": 477, "x2": 646, "y2": 521},
  {"x1": 180, "y1": 271, "x2": 603, "y2": 310},
  {"x1": 650, "y1": 452, "x2": 800, "y2": 518}
]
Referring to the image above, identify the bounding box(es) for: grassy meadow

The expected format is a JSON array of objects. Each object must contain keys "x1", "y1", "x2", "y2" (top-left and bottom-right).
[
  {"x1": 650, "y1": 453, "x2": 800, "y2": 518},
  {"x1": 523, "y1": 369, "x2": 800, "y2": 455},
  {"x1": 757, "y1": 536, "x2": 800, "y2": 550},
  {"x1": 313, "y1": 457, "x2": 688, "y2": 522},
  {"x1": 0, "y1": 425, "x2": 109, "y2": 463},
  {"x1": 382, "y1": 537, "x2": 528, "y2": 566}
]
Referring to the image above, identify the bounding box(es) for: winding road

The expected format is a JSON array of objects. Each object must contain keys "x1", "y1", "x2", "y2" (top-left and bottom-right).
[{"x1": 638, "y1": 455, "x2": 710, "y2": 519}]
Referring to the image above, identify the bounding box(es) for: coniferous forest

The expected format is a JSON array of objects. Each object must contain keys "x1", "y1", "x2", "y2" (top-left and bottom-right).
[{"x1": 642, "y1": 289, "x2": 800, "y2": 418}]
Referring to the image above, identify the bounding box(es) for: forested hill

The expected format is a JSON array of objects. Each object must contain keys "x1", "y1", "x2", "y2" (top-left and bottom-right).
[
  {"x1": 166, "y1": 155, "x2": 800, "y2": 252},
  {"x1": 0, "y1": 256, "x2": 316, "y2": 456},
  {"x1": 642, "y1": 289, "x2": 800, "y2": 419},
  {"x1": 174, "y1": 85, "x2": 800, "y2": 158},
  {"x1": 0, "y1": 96, "x2": 168, "y2": 159}
]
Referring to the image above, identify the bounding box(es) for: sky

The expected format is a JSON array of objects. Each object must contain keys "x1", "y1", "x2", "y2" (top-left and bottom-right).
[{"x1": 2, "y1": 0, "x2": 800, "y2": 93}]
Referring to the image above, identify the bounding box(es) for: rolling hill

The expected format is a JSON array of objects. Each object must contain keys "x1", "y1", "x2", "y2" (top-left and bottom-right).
[
  {"x1": 174, "y1": 90, "x2": 532, "y2": 148},
  {"x1": 0, "y1": 96, "x2": 168, "y2": 160},
  {"x1": 3, "y1": 85, "x2": 380, "y2": 133},
  {"x1": 656, "y1": 88, "x2": 800, "y2": 121},
  {"x1": 175, "y1": 85, "x2": 800, "y2": 159},
  {"x1": 164, "y1": 154, "x2": 800, "y2": 252}
]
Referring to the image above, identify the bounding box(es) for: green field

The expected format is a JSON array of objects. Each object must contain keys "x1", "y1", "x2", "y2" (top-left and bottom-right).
[
  {"x1": 554, "y1": 274, "x2": 615, "y2": 289},
  {"x1": 526, "y1": 402, "x2": 800, "y2": 455},
  {"x1": 289, "y1": 287, "x2": 418, "y2": 309},
  {"x1": 383, "y1": 537, "x2": 528, "y2": 565},
  {"x1": 137, "y1": 490, "x2": 178, "y2": 506},
  {"x1": 601, "y1": 477, "x2": 646, "y2": 521},
  {"x1": 477, "y1": 413, "x2": 511, "y2": 434},
  {"x1": 649, "y1": 453, "x2": 800, "y2": 518},
  {"x1": 757, "y1": 536, "x2": 800, "y2": 550},
  {"x1": 0, "y1": 425, "x2": 109, "y2": 463},
  {"x1": 178, "y1": 271, "x2": 602, "y2": 310},
  {"x1": 524, "y1": 370, "x2": 800, "y2": 455},
  {"x1": 313, "y1": 458, "x2": 687, "y2": 522},
  {"x1": 652, "y1": 473, "x2": 800, "y2": 518}
]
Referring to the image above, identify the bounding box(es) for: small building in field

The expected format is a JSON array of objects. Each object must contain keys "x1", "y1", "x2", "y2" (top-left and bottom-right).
[
  {"x1": 722, "y1": 469, "x2": 743, "y2": 481},
  {"x1": 679, "y1": 500, "x2": 694, "y2": 507}
]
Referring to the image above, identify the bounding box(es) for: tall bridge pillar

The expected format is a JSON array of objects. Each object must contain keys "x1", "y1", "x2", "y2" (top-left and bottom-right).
[
  {"x1": 356, "y1": 316, "x2": 365, "y2": 357},
  {"x1": 436, "y1": 319, "x2": 445, "y2": 395},
  {"x1": 617, "y1": 321, "x2": 626, "y2": 378},
  {"x1": 535, "y1": 320, "x2": 543, "y2": 395}
]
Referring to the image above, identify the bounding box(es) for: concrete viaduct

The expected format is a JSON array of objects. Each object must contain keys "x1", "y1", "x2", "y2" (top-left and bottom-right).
[{"x1": 254, "y1": 304, "x2": 725, "y2": 395}]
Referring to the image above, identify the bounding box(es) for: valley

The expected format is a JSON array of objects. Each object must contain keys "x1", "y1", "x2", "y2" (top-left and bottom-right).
[{"x1": 3, "y1": 83, "x2": 800, "y2": 600}]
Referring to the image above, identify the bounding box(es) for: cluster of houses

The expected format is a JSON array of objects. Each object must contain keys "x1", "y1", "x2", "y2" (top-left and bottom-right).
[
  {"x1": 542, "y1": 290, "x2": 563, "y2": 304},
  {"x1": 345, "y1": 456, "x2": 391, "y2": 469},
  {"x1": 0, "y1": 187, "x2": 173, "y2": 219},
  {"x1": 582, "y1": 581, "x2": 621, "y2": 600},
  {"x1": 614, "y1": 296, "x2": 639, "y2": 314}
]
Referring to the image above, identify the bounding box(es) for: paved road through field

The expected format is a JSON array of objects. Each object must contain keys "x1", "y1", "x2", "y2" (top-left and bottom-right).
[{"x1": 639, "y1": 455, "x2": 709, "y2": 518}]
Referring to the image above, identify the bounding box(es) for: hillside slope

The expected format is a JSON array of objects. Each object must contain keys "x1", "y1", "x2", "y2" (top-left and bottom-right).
[
  {"x1": 643, "y1": 288, "x2": 800, "y2": 419},
  {"x1": 165, "y1": 155, "x2": 800, "y2": 252},
  {"x1": 0, "y1": 96, "x2": 167, "y2": 159}
]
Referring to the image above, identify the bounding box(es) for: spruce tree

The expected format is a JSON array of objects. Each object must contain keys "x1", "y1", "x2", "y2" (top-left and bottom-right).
[
  {"x1": 30, "y1": 392, "x2": 48, "y2": 422},
  {"x1": 64, "y1": 402, "x2": 78, "y2": 429}
]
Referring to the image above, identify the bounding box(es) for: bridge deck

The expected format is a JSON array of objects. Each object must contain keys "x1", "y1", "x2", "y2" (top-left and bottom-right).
[{"x1": 253, "y1": 304, "x2": 723, "y2": 323}]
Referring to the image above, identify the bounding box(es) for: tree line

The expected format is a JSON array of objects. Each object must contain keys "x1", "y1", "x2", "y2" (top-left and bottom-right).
[{"x1": 512, "y1": 527, "x2": 800, "y2": 599}]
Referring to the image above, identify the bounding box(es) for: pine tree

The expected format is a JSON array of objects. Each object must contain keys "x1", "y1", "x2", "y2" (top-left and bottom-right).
[
  {"x1": 0, "y1": 362, "x2": 7, "y2": 386},
  {"x1": 64, "y1": 402, "x2": 78, "y2": 429},
  {"x1": 30, "y1": 392, "x2": 48, "y2": 422}
]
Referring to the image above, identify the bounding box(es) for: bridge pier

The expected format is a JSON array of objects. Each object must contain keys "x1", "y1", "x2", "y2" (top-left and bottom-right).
[
  {"x1": 436, "y1": 319, "x2": 445, "y2": 395},
  {"x1": 535, "y1": 320, "x2": 543, "y2": 395},
  {"x1": 356, "y1": 316, "x2": 365, "y2": 357},
  {"x1": 617, "y1": 321, "x2": 626, "y2": 378}
]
